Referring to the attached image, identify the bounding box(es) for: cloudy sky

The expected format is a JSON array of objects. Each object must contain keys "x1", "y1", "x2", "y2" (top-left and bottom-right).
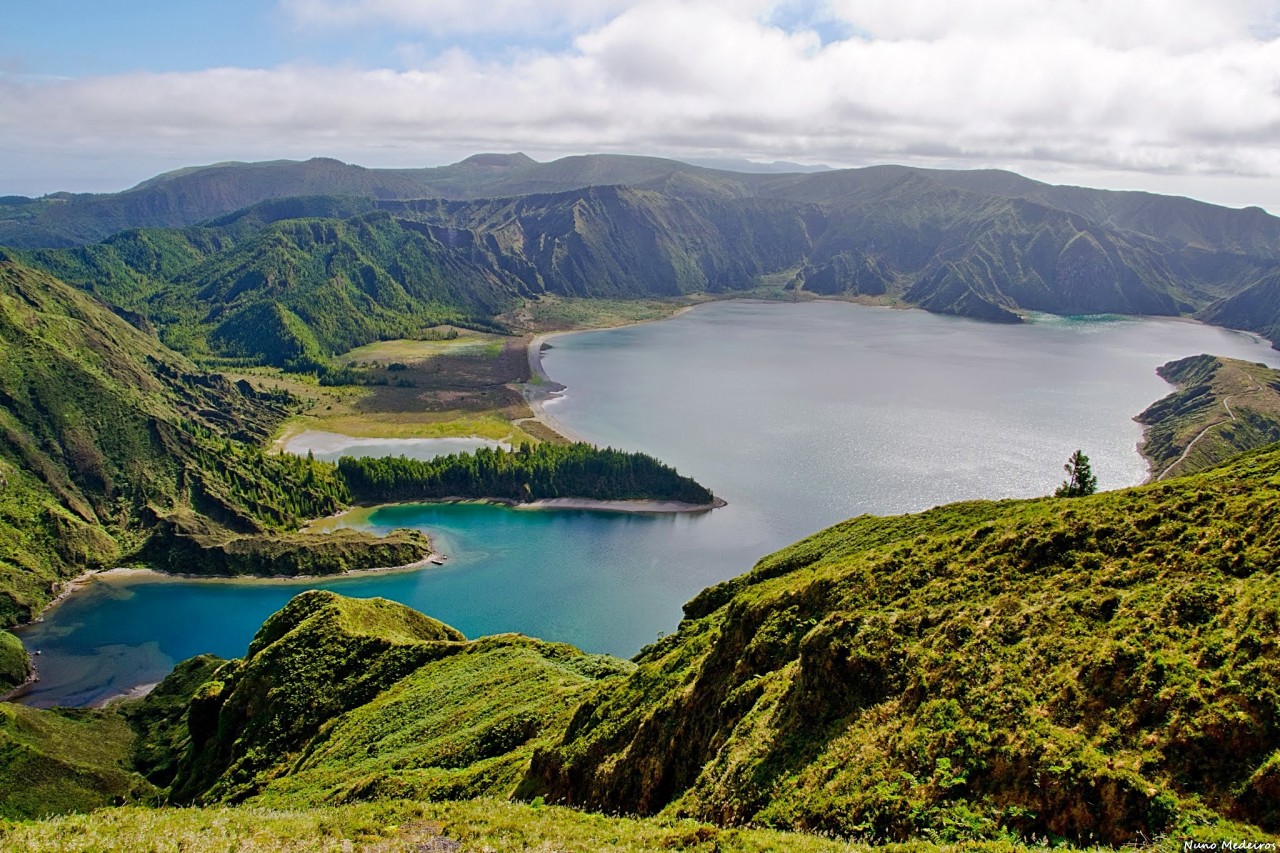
[{"x1": 5, "y1": 0, "x2": 1280, "y2": 209}]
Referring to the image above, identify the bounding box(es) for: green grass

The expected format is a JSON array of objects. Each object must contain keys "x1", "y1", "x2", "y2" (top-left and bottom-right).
[
  {"x1": 15, "y1": 796, "x2": 1255, "y2": 851},
  {"x1": 0, "y1": 630, "x2": 30, "y2": 692},
  {"x1": 0, "y1": 704, "x2": 155, "y2": 820},
  {"x1": 251, "y1": 635, "x2": 631, "y2": 808},
  {"x1": 278, "y1": 412, "x2": 539, "y2": 444},
  {"x1": 338, "y1": 331, "x2": 504, "y2": 365},
  {"x1": 0, "y1": 798, "x2": 891, "y2": 852},
  {"x1": 505, "y1": 294, "x2": 700, "y2": 332}
]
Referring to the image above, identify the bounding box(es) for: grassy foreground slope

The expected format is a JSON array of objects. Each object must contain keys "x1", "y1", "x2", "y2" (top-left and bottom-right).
[
  {"x1": 528, "y1": 445, "x2": 1280, "y2": 844},
  {"x1": 0, "y1": 799, "x2": 870, "y2": 853},
  {"x1": 0, "y1": 703, "x2": 155, "y2": 819},
  {"x1": 161, "y1": 590, "x2": 634, "y2": 807}
]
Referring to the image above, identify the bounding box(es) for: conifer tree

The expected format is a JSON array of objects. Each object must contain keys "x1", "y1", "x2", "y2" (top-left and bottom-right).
[{"x1": 1055, "y1": 450, "x2": 1098, "y2": 497}]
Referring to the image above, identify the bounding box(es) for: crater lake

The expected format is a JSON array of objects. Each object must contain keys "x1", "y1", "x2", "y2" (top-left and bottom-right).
[{"x1": 17, "y1": 301, "x2": 1280, "y2": 707}]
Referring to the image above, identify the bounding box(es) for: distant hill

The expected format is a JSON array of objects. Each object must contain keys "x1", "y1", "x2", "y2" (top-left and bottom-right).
[{"x1": 8, "y1": 153, "x2": 1280, "y2": 359}]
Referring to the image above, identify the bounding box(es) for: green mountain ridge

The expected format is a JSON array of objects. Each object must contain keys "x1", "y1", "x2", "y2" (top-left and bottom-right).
[{"x1": 12, "y1": 155, "x2": 1280, "y2": 367}]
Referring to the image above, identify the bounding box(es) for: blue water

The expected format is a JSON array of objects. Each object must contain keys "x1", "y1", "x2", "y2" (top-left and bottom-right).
[{"x1": 17, "y1": 302, "x2": 1280, "y2": 706}]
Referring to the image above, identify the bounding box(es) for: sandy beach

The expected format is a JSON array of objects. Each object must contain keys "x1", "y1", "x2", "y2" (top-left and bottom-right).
[{"x1": 519, "y1": 330, "x2": 593, "y2": 444}]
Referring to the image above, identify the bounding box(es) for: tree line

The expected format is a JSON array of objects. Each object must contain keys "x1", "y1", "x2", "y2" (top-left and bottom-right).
[{"x1": 336, "y1": 442, "x2": 715, "y2": 505}]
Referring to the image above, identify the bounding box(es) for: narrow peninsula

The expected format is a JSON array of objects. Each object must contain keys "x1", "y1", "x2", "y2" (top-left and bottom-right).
[
  {"x1": 1137, "y1": 353, "x2": 1280, "y2": 479},
  {"x1": 337, "y1": 442, "x2": 723, "y2": 511}
]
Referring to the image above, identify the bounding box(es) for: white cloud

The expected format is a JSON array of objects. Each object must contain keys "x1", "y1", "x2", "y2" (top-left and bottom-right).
[
  {"x1": 281, "y1": 0, "x2": 635, "y2": 35},
  {"x1": 6, "y1": 0, "x2": 1280, "y2": 207}
]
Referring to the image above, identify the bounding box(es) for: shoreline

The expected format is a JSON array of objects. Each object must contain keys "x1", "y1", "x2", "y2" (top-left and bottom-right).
[
  {"x1": 8, "y1": 551, "x2": 444, "y2": 703},
  {"x1": 355, "y1": 495, "x2": 726, "y2": 514},
  {"x1": 520, "y1": 304, "x2": 699, "y2": 446}
]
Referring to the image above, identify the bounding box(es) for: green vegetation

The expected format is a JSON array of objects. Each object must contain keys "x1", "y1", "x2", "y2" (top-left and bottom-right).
[
  {"x1": 0, "y1": 703, "x2": 155, "y2": 819},
  {"x1": 528, "y1": 444, "x2": 1280, "y2": 844},
  {"x1": 139, "y1": 519, "x2": 430, "y2": 578},
  {"x1": 0, "y1": 254, "x2": 429, "y2": 623},
  {"x1": 337, "y1": 442, "x2": 716, "y2": 505},
  {"x1": 503, "y1": 293, "x2": 699, "y2": 332},
  {"x1": 119, "y1": 655, "x2": 224, "y2": 789},
  {"x1": 158, "y1": 590, "x2": 631, "y2": 807},
  {"x1": 1054, "y1": 449, "x2": 1098, "y2": 496},
  {"x1": 1137, "y1": 354, "x2": 1280, "y2": 479},
  {"x1": 9, "y1": 442, "x2": 1280, "y2": 844},
  {"x1": 15, "y1": 153, "x2": 1280, "y2": 354},
  {"x1": 0, "y1": 798, "x2": 877, "y2": 852},
  {"x1": 0, "y1": 631, "x2": 29, "y2": 691},
  {"x1": 19, "y1": 215, "x2": 514, "y2": 371}
]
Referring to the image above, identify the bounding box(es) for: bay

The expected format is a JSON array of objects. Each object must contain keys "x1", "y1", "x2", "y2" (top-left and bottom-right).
[{"x1": 16, "y1": 302, "x2": 1280, "y2": 707}]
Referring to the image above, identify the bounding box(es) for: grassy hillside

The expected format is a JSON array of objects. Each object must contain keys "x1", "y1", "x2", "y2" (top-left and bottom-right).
[
  {"x1": 158, "y1": 590, "x2": 631, "y2": 807},
  {"x1": 18, "y1": 215, "x2": 518, "y2": 370},
  {"x1": 0, "y1": 798, "x2": 869, "y2": 852},
  {"x1": 0, "y1": 254, "x2": 429, "y2": 623},
  {"x1": 527, "y1": 444, "x2": 1280, "y2": 844},
  {"x1": 1137, "y1": 354, "x2": 1280, "y2": 479},
  {"x1": 0, "y1": 703, "x2": 155, "y2": 819}
]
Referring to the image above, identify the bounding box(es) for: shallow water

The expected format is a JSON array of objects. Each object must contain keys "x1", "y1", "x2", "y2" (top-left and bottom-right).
[
  {"x1": 282, "y1": 431, "x2": 510, "y2": 462},
  {"x1": 17, "y1": 302, "x2": 1280, "y2": 706}
]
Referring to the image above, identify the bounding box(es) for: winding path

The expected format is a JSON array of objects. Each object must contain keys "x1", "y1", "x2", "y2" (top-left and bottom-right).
[{"x1": 1158, "y1": 376, "x2": 1262, "y2": 480}]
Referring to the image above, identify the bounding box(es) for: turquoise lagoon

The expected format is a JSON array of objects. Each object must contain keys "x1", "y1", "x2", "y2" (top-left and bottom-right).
[{"x1": 17, "y1": 302, "x2": 1280, "y2": 706}]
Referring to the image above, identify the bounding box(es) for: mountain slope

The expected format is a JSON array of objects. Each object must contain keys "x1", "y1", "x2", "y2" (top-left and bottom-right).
[
  {"x1": 9, "y1": 155, "x2": 1280, "y2": 360},
  {"x1": 161, "y1": 590, "x2": 633, "y2": 807},
  {"x1": 0, "y1": 253, "x2": 426, "y2": 623}
]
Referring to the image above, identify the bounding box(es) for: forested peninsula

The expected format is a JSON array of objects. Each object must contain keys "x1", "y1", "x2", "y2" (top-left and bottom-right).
[{"x1": 336, "y1": 442, "x2": 719, "y2": 507}]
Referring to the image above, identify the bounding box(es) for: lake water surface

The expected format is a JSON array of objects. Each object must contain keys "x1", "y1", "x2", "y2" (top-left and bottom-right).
[
  {"x1": 282, "y1": 431, "x2": 510, "y2": 462},
  {"x1": 17, "y1": 302, "x2": 1280, "y2": 706}
]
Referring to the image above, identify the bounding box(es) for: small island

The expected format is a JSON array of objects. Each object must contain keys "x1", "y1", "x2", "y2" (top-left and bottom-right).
[{"x1": 337, "y1": 442, "x2": 722, "y2": 510}]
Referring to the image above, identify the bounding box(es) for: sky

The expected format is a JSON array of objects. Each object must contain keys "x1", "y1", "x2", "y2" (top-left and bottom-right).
[{"x1": 5, "y1": 0, "x2": 1280, "y2": 210}]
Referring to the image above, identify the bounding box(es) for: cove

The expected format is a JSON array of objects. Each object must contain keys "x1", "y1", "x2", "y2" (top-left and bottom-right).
[{"x1": 17, "y1": 301, "x2": 1280, "y2": 707}]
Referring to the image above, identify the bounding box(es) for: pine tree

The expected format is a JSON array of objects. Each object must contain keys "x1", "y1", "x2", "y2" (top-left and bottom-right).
[{"x1": 1055, "y1": 450, "x2": 1098, "y2": 497}]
